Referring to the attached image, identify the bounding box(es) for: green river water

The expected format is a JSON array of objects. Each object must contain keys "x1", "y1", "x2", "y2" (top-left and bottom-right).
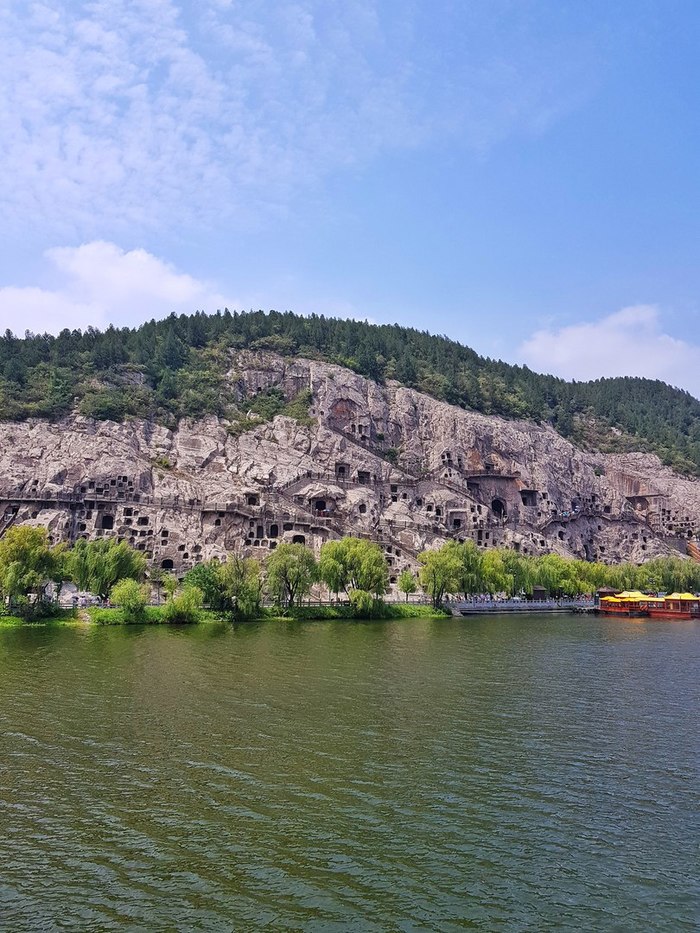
[{"x1": 1, "y1": 614, "x2": 698, "y2": 931}]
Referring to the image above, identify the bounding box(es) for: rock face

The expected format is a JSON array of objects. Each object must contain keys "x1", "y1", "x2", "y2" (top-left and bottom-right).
[{"x1": 0, "y1": 350, "x2": 698, "y2": 579}]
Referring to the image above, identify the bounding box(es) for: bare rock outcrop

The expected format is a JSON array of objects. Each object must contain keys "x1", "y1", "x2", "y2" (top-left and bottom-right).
[{"x1": 0, "y1": 350, "x2": 697, "y2": 579}]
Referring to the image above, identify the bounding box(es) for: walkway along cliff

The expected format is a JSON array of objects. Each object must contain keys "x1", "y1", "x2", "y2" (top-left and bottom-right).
[{"x1": 0, "y1": 350, "x2": 698, "y2": 584}]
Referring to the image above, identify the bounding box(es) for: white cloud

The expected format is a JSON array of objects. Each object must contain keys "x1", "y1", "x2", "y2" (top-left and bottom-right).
[
  {"x1": 519, "y1": 305, "x2": 700, "y2": 399},
  {"x1": 0, "y1": 1, "x2": 602, "y2": 238},
  {"x1": 0, "y1": 242, "x2": 227, "y2": 335}
]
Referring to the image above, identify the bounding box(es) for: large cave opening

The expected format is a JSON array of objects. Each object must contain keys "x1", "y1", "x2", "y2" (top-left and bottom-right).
[{"x1": 491, "y1": 498, "x2": 507, "y2": 521}]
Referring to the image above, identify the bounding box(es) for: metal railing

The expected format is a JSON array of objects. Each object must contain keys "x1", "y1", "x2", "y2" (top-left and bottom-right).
[{"x1": 450, "y1": 597, "x2": 594, "y2": 614}]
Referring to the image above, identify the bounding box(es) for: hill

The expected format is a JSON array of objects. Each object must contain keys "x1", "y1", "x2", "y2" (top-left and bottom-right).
[
  {"x1": 1, "y1": 309, "x2": 699, "y2": 473},
  {"x1": 0, "y1": 349, "x2": 698, "y2": 577}
]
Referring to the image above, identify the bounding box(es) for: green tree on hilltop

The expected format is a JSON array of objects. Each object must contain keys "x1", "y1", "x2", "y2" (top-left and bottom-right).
[{"x1": 1, "y1": 310, "x2": 699, "y2": 474}]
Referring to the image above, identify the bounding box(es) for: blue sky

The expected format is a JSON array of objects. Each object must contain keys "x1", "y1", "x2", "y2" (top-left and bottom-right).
[{"x1": 1, "y1": 0, "x2": 700, "y2": 395}]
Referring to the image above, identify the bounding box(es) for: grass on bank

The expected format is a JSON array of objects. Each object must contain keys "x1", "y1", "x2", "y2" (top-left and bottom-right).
[
  {"x1": 264, "y1": 603, "x2": 449, "y2": 622},
  {"x1": 86, "y1": 602, "x2": 449, "y2": 625},
  {"x1": 0, "y1": 608, "x2": 84, "y2": 627}
]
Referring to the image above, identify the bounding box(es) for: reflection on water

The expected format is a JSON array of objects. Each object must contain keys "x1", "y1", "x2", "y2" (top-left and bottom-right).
[{"x1": 1, "y1": 615, "x2": 698, "y2": 930}]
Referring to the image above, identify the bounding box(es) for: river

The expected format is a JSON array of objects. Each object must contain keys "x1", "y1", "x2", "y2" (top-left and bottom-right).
[{"x1": 1, "y1": 615, "x2": 698, "y2": 931}]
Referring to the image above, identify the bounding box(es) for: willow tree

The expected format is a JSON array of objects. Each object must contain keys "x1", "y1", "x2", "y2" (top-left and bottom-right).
[
  {"x1": 218, "y1": 555, "x2": 263, "y2": 619},
  {"x1": 418, "y1": 544, "x2": 462, "y2": 609},
  {"x1": 265, "y1": 543, "x2": 317, "y2": 610},
  {"x1": 318, "y1": 537, "x2": 388, "y2": 599},
  {"x1": 67, "y1": 538, "x2": 146, "y2": 601},
  {"x1": 397, "y1": 569, "x2": 417, "y2": 602},
  {"x1": 480, "y1": 549, "x2": 514, "y2": 596},
  {"x1": 0, "y1": 525, "x2": 65, "y2": 615},
  {"x1": 457, "y1": 540, "x2": 484, "y2": 596}
]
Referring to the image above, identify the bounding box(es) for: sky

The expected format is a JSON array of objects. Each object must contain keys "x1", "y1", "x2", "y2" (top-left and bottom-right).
[{"x1": 1, "y1": 0, "x2": 700, "y2": 397}]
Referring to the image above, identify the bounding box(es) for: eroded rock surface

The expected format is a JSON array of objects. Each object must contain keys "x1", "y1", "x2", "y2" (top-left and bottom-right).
[{"x1": 0, "y1": 350, "x2": 697, "y2": 579}]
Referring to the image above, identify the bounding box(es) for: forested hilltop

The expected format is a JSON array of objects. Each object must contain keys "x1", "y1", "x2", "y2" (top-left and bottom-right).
[{"x1": 1, "y1": 309, "x2": 699, "y2": 473}]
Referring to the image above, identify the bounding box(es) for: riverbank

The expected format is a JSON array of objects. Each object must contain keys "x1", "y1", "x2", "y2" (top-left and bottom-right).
[
  {"x1": 0, "y1": 610, "x2": 88, "y2": 628},
  {"x1": 87, "y1": 603, "x2": 449, "y2": 625},
  {"x1": 1, "y1": 603, "x2": 449, "y2": 627},
  {"x1": 263, "y1": 603, "x2": 449, "y2": 623}
]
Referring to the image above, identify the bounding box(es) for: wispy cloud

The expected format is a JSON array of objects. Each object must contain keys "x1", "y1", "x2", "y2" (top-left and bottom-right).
[
  {"x1": 0, "y1": 241, "x2": 227, "y2": 334},
  {"x1": 0, "y1": 1, "x2": 601, "y2": 239},
  {"x1": 519, "y1": 305, "x2": 700, "y2": 399}
]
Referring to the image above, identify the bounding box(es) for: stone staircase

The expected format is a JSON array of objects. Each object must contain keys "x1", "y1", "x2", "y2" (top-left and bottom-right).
[{"x1": 0, "y1": 506, "x2": 19, "y2": 539}]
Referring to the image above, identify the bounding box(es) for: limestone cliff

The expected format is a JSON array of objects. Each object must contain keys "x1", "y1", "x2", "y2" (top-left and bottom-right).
[{"x1": 0, "y1": 350, "x2": 697, "y2": 580}]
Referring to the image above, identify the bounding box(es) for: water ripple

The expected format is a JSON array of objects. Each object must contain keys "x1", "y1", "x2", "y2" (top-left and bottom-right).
[{"x1": 1, "y1": 616, "x2": 698, "y2": 930}]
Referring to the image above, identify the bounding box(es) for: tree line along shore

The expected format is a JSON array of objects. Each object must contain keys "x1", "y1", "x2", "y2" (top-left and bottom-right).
[{"x1": 1, "y1": 525, "x2": 699, "y2": 626}]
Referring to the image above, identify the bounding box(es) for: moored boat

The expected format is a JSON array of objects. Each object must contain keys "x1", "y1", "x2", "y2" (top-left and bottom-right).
[
  {"x1": 647, "y1": 592, "x2": 700, "y2": 620},
  {"x1": 598, "y1": 590, "x2": 700, "y2": 620},
  {"x1": 598, "y1": 591, "x2": 655, "y2": 617}
]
